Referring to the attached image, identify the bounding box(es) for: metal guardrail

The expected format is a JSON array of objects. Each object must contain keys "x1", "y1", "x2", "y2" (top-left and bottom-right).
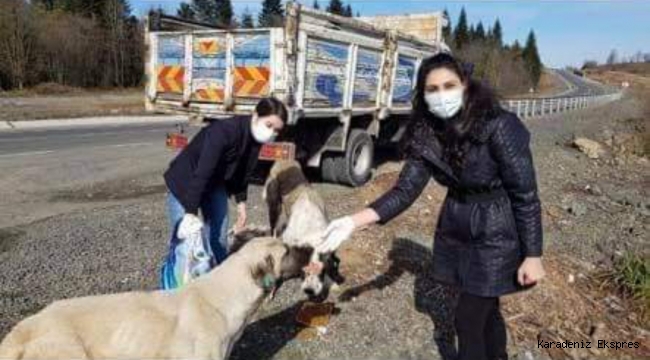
[{"x1": 501, "y1": 92, "x2": 623, "y2": 119}]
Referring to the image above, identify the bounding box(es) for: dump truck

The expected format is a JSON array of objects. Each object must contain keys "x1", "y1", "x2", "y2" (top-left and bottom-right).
[{"x1": 145, "y1": 3, "x2": 448, "y2": 186}]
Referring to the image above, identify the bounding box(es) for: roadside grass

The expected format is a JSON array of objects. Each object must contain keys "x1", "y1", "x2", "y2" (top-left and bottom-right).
[{"x1": 599, "y1": 251, "x2": 650, "y2": 323}]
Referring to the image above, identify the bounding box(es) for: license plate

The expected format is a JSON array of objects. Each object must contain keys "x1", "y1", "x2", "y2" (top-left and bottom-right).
[
  {"x1": 259, "y1": 142, "x2": 295, "y2": 161},
  {"x1": 166, "y1": 132, "x2": 188, "y2": 150}
]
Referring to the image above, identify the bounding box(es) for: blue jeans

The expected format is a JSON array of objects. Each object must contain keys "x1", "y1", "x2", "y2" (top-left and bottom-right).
[{"x1": 166, "y1": 187, "x2": 229, "y2": 264}]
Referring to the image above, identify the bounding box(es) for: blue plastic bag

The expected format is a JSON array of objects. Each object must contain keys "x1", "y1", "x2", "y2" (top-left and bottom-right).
[{"x1": 160, "y1": 223, "x2": 215, "y2": 290}]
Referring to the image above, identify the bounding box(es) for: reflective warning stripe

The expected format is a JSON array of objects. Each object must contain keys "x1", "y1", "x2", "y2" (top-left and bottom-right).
[
  {"x1": 195, "y1": 87, "x2": 225, "y2": 102},
  {"x1": 157, "y1": 66, "x2": 184, "y2": 93},
  {"x1": 233, "y1": 66, "x2": 270, "y2": 97}
]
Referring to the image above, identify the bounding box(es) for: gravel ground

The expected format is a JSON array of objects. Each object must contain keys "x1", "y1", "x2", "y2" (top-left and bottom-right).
[{"x1": 1, "y1": 94, "x2": 648, "y2": 359}]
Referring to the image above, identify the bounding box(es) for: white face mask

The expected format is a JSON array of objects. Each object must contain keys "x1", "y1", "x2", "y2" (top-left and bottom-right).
[
  {"x1": 251, "y1": 117, "x2": 276, "y2": 144},
  {"x1": 424, "y1": 88, "x2": 464, "y2": 119}
]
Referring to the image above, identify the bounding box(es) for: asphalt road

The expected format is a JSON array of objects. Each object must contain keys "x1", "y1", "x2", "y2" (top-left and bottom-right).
[
  {"x1": 0, "y1": 121, "x2": 199, "y2": 228},
  {"x1": 553, "y1": 69, "x2": 612, "y2": 97},
  {"x1": 0, "y1": 122, "x2": 195, "y2": 158}
]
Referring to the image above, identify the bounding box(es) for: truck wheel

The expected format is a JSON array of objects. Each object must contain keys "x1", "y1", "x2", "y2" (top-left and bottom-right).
[
  {"x1": 321, "y1": 129, "x2": 374, "y2": 187},
  {"x1": 320, "y1": 153, "x2": 340, "y2": 184}
]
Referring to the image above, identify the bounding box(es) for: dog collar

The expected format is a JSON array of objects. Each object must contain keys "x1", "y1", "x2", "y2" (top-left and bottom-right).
[{"x1": 262, "y1": 274, "x2": 276, "y2": 293}]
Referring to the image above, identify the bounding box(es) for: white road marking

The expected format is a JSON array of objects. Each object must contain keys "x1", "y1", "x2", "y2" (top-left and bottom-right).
[
  {"x1": 0, "y1": 150, "x2": 55, "y2": 158},
  {"x1": 101, "y1": 142, "x2": 158, "y2": 149},
  {"x1": 0, "y1": 128, "x2": 168, "y2": 143},
  {"x1": 0, "y1": 141, "x2": 158, "y2": 159}
]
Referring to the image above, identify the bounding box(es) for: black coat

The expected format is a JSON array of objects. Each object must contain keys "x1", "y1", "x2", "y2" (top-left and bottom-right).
[
  {"x1": 164, "y1": 115, "x2": 261, "y2": 215},
  {"x1": 369, "y1": 111, "x2": 543, "y2": 297}
]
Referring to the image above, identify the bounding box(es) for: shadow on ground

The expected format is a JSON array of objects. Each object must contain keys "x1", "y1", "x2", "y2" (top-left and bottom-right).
[
  {"x1": 230, "y1": 238, "x2": 460, "y2": 360},
  {"x1": 230, "y1": 303, "x2": 304, "y2": 360},
  {"x1": 339, "y1": 237, "x2": 459, "y2": 360}
]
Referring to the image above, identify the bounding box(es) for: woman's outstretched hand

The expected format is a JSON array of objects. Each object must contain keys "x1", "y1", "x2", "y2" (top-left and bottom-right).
[
  {"x1": 517, "y1": 257, "x2": 545, "y2": 286},
  {"x1": 317, "y1": 216, "x2": 356, "y2": 253}
]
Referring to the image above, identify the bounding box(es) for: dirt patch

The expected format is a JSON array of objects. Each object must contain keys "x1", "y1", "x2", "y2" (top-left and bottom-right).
[
  {"x1": 0, "y1": 228, "x2": 24, "y2": 254},
  {"x1": 50, "y1": 180, "x2": 166, "y2": 203},
  {"x1": 503, "y1": 255, "x2": 650, "y2": 359},
  {"x1": 31, "y1": 82, "x2": 83, "y2": 95}
]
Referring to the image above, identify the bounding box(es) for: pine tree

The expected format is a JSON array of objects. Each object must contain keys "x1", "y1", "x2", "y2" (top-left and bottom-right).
[
  {"x1": 355, "y1": 10, "x2": 360, "y2": 17},
  {"x1": 511, "y1": 40, "x2": 522, "y2": 56},
  {"x1": 214, "y1": 0, "x2": 233, "y2": 27},
  {"x1": 192, "y1": 0, "x2": 217, "y2": 24},
  {"x1": 59, "y1": 0, "x2": 115, "y2": 20},
  {"x1": 327, "y1": 0, "x2": 344, "y2": 16},
  {"x1": 475, "y1": 21, "x2": 485, "y2": 41},
  {"x1": 469, "y1": 24, "x2": 475, "y2": 41},
  {"x1": 258, "y1": 0, "x2": 284, "y2": 27},
  {"x1": 442, "y1": 8, "x2": 452, "y2": 42},
  {"x1": 492, "y1": 19, "x2": 503, "y2": 47},
  {"x1": 454, "y1": 7, "x2": 469, "y2": 49},
  {"x1": 313, "y1": 0, "x2": 319, "y2": 10},
  {"x1": 606, "y1": 49, "x2": 618, "y2": 65},
  {"x1": 241, "y1": 7, "x2": 254, "y2": 28},
  {"x1": 344, "y1": 4, "x2": 352, "y2": 17},
  {"x1": 177, "y1": 2, "x2": 195, "y2": 20},
  {"x1": 192, "y1": 0, "x2": 233, "y2": 27},
  {"x1": 522, "y1": 30, "x2": 542, "y2": 88}
]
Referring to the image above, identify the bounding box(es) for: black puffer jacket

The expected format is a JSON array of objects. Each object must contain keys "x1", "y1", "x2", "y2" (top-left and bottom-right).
[{"x1": 369, "y1": 110, "x2": 543, "y2": 297}]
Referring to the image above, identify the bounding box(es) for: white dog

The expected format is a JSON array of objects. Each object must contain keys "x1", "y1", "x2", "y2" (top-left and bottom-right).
[
  {"x1": 263, "y1": 160, "x2": 345, "y2": 300},
  {"x1": 0, "y1": 237, "x2": 313, "y2": 360}
]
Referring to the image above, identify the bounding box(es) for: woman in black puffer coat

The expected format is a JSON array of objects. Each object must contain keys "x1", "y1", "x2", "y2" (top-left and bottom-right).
[{"x1": 318, "y1": 53, "x2": 545, "y2": 360}]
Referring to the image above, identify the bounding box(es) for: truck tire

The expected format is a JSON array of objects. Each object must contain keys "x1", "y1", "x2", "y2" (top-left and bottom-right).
[
  {"x1": 321, "y1": 129, "x2": 374, "y2": 187},
  {"x1": 320, "y1": 153, "x2": 341, "y2": 184}
]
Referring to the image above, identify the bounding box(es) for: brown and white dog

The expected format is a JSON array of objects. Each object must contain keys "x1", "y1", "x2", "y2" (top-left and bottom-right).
[
  {"x1": 0, "y1": 237, "x2": 313, "y2": 360},
  {"x1": 263, "y1": 159, "x2": 345, "y2": 301}
]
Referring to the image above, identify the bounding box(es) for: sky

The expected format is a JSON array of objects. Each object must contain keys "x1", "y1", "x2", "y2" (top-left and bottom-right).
[{"x1": 131, "y1": 0, "x2": 650, "y2": 68}]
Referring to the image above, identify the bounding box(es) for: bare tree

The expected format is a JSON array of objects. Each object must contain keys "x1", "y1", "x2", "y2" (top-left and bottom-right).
[
  {"x1": 0, "y1": 0, "x2": 36, "y2": 90},
  {"x1": 35, "y1": 9, "x2": 104, "y2": 86},
  {"x1": 456, "y1": 39, "x2": 530, "y2": 96},
  {"x1": 104, "y1": 0, "x2": 127, "y2": 87}
]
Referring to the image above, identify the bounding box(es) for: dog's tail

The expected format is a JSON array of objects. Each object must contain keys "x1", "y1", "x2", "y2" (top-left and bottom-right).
[{"x1": 0, "y1": 327, "x2": 26, "y2": 360}]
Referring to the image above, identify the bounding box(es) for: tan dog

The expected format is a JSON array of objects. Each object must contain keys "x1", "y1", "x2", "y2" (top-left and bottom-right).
[
  {"x1": 0, "y1": 237, "x2": 313, "y2": 360},
  {"x1": 263, "y1": 160, "x2": 344, "y2": 300}
]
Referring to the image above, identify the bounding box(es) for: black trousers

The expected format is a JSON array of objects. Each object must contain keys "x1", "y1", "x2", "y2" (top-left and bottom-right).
[{"x1": 455, "y1": 293, "x2": 508, "y2": 360}]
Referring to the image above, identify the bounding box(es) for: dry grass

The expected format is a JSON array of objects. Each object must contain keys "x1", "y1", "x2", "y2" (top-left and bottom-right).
[{"x1": 0, "y1": 88, "x2": 145, "y2": 121}]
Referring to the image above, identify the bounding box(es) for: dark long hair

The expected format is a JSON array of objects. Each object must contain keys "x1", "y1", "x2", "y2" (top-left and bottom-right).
[
  {"x1": 256, "y1": 96, "x2": 288, "y2": 124},
  {"x1": 401, "y1": 52, "x2": 503, "y2": 175}
]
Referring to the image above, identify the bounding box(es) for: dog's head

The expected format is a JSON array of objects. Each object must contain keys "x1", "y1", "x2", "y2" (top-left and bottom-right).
[
  {"x1": 232, "y1": 233, "x2": 314, "y2": 296},
  {"x1": 300, "y1": 252, "x2": 345, "y2": 302},
  {"x1": 231, "y1": 228, "x2": 343, "y2": 301},
  {"x1": 251, "y1": 239, "x2": 314, "y2": 297}
]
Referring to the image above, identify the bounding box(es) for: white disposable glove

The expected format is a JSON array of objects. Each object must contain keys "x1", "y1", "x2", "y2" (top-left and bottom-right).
[
  {"x1": 317, "y1": 216, "x2": 356, "y2": 253},
  {"x1": 177, "y1": 214, "x2": 204, "y2": 240}
]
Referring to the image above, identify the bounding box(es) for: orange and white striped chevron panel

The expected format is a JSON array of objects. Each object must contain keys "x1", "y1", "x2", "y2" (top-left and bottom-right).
[
  {"x1": 233, "y1": 66, "x2": 270, "y2": 97},
  {"x1": 157, "y1": 65, "x2": 185, "y2": 94},
  {"x1": 194, "y1": 87, "x2": 225, "y2": 102}
]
